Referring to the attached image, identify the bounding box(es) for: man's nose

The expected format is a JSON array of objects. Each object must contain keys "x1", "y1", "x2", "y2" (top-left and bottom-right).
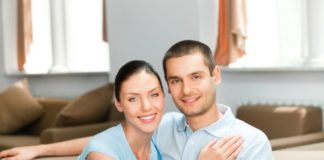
[{"x1": 182, "y1": 80, "x2": 192, "y2": 95}]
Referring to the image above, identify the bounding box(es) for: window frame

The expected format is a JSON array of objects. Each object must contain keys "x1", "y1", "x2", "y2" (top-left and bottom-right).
[{"x1": 1, "y1": 0, "x2": 110, "y2": 75}]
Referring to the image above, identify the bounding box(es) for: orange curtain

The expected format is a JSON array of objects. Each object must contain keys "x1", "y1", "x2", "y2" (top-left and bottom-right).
[
  {"x1": 17, "y1": 0, "x2": 32, "y2": 71},
  {"x1": 102, "y1": 0, "x2": 108, "y2": 42},
  {"x1": 214, "y1": 0, "x2": 246, "y2": 66}
]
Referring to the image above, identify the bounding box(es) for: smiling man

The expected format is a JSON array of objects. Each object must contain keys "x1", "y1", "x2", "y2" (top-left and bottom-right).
[{"x1": 152, "y1": 40, "x2": 273, "y2": 159}]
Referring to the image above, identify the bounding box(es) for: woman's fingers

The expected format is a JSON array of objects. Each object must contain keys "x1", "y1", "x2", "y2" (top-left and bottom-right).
[{"x1": 210, "y1": 135, "x2": 244, "y2": 159}]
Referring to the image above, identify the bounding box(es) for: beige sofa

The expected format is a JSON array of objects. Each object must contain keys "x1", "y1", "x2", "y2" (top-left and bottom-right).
[
  {"x1": 236, "y1": 104, "x2": 324, "y2": 150},
  {"x1": 0, "y1": 95, "x2": 124, "y2": 151}
]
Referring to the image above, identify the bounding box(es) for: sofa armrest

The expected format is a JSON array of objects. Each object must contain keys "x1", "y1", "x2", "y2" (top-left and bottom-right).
[
  {"x1": 271, "y1": 132, "x2": 324, "y2": 150},
  {"x1": 40, "y1": 121, "x2": 120, "y2": 144}
]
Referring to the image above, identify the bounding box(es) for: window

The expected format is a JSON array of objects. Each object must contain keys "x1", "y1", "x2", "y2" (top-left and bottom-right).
[
  {"x1": 1, "y1": 0, "x2": 109, "y2": 74},
  {"x1": 227, "y1": 0, "x2": 324, "y2": 68}
]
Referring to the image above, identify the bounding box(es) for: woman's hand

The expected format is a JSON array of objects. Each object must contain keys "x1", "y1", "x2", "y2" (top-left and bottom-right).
[
  {"x1": 0, "y1": 146, "x2": 40, "y2": 160},
  {"x1": 198, "y1": 135, "x2": 243, "y2": 160}
]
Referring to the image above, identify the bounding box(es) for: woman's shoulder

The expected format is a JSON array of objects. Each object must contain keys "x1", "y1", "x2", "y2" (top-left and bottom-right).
[
  {"x1": 79, "y1": 124, "x2": 127, "y2": 160},
  {"x1": 90, "y1": 124, "x2": 124, "y2": 144}
]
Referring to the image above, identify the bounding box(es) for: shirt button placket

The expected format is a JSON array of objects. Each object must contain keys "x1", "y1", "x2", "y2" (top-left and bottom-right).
[{"x1": 182, "y1": 136, "x2": 196, "y2": 160}]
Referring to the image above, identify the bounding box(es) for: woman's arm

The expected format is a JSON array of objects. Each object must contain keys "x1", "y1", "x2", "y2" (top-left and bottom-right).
[{"x1": 0, "y1": 137, "x2": 91, "y2": 160}]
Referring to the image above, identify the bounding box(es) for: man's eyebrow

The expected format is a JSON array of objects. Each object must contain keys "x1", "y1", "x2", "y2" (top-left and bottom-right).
[
  {"x1": 191, "y1": 71, "x2": 204, "y2": 75},
  {"x1": 166, "y1": 76, "x2": 180, "y2": 80}
]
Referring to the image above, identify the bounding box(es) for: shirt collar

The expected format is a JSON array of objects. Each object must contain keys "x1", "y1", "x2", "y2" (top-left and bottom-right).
[
  {"x1": 177, "y1": 114, "x2": 189, "y2": 132},
  {"x1": 177, "y1": 104, "x2": 236, "y2": 138}
]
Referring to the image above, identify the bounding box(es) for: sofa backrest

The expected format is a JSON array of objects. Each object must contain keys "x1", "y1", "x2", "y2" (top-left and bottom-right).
[
  {"x1": 104, "y1": 102, "x2": 125, "y2": 122},
  {"x1": 22, "y1": 97, "x2": 71, "y2": 136},
  {"x1": 237, "y1": 104, "x2": 323, "y2": 139}
]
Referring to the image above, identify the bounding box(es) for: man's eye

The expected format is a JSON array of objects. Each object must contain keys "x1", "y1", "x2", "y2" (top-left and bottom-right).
[
  {"x1": 192, "y1": 75, "x2": 201, "y2": 80},
  {"x1": 171, "y1": 79, "x2": 180, "y2": 84}
]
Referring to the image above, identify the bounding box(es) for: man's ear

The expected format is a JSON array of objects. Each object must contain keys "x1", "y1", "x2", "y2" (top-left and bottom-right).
[
  {"x1": 212, "y1": 65, "x2": 221, "y2": 85},
  {"x1": 114, "y1": 96, "x2": 123, "y2": 112}
]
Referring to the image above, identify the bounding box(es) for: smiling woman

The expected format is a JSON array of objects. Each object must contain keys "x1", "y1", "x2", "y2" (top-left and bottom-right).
[
  {"x1": 1, "y1": 0, "x2": 109, "y2": 74},
  {"x1": 78, "y1": 60, "x2": 165, "y2": 160}
]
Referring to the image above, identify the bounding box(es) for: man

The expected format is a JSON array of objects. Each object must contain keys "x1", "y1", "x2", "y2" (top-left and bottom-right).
[
  {"x1": 0, "y1": 40, "x2": 272, "y2": 160},
  {"x1": 154, "y1": 40, "x2": 272, "y2": 159}
]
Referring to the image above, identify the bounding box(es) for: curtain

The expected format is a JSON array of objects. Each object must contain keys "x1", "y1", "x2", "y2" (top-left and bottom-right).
[
  {"x1": 17, "y1": 0, "x2": 32, "y2": 71},
  {"x1": 214, "y1": 0, "x2": 247, "y2": 66},
  {"x1": 103, "y1": 0, "x2": 108, "y2": 42}
]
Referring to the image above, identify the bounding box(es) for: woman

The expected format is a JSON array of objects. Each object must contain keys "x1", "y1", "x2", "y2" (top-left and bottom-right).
[{"x1": 79, "y1": 60, "x2": 165, "y2": 160}]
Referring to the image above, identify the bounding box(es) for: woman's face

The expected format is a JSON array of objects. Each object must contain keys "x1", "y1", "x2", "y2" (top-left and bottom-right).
[{"x1": 115, "y1": 70, "x2": 164, "y2": 134}]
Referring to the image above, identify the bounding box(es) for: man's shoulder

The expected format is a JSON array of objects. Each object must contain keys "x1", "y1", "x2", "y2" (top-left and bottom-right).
[
  {"x1": 232, "y1": 119, "x2": 273, "y2": 159},
  {"x1": 232, "y1": 118, "x2": 269, "y2": 142}
]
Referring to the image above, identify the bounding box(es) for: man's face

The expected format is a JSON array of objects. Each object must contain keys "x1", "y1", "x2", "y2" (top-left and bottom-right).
[{"x1": 165, "y1": 53, "x2": 221, "y2": 117}]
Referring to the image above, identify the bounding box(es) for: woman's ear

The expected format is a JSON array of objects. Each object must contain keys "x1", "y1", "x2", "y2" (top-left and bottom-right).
[
  {"x1": 114, "y1": 96, "x2": 123, "y2": 112},
  {"x1": 212, "y1": 65, "x2": 221, "y2": 85}
]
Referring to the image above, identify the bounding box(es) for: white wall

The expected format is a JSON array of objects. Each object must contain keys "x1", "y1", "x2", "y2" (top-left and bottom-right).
[
  {"x1": 0, "y1": 1, "x2": 18, "y2": 91},
  {"x1": 107, "y1": 0, "x2": 217, "y2": 111}
]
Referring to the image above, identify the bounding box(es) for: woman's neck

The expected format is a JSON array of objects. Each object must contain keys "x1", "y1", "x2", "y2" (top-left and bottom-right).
[{"x1": 122, "y1": 122, "x2": 153, "y2": 160}]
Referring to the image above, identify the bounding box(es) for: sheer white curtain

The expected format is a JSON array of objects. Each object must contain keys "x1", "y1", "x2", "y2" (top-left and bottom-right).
[{"x1": 230, "y1": 0, "x2": 324, "y2": 68}]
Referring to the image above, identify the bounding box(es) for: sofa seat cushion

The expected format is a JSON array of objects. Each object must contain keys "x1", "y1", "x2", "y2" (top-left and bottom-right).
[
  {"x1": 271, "y1": 132, "x2": 324, "y2": 150},
  {"x1": 0, "y1": 135, "x2": 39, "y2": 150}
]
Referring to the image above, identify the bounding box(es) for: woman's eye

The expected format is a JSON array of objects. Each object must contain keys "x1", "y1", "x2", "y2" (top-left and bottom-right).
[
  {"x1": 128, "y1": 97, "x2": 136, "y2": 102},
  {"x1": 151, "y1": 93, "x2": 159, "y2": 97}
]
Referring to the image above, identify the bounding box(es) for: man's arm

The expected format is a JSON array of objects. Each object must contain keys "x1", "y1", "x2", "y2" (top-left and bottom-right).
[{"x1": 0, "y1": 137, "x2": 91, "y2": 160}]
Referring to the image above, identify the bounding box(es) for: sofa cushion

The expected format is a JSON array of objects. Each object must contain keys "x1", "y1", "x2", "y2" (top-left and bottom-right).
[
  {"x1": 0, "y1": 135, "x2": 39, "y2": 150},
  {"x1": 0, "y1": 79, "x2": 44, "y2": 134},
  {"x1": 53, "y1": 84, "x2": 114, "y2": 127},
  {"x1": 105, "y1": 103, "x2": 125, "y2": 122},
  {"x1": 271, "y1": 132, "x2": 324, "y2": 150},
  {"x1": 237, "y1": 104, "x2": 323, "y2": 139}
]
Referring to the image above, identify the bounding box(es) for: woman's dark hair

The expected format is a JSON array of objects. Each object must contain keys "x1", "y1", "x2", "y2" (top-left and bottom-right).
[{"x1": 114, "y1": 60, "x2": 164, "y2": 101}]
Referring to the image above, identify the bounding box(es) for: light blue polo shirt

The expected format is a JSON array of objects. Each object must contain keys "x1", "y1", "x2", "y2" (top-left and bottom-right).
[
  {"x1": 153, "y1": 104, "x2": 273, "y2": 160},
  {"x1": 78, "y1": 124, "x2": 162, "y2": 160}
]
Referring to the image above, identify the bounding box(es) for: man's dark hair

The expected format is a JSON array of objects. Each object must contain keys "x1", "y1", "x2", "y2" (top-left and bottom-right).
[{"x1": 162, "y1": 40, "x2": 216, "y2": 80}]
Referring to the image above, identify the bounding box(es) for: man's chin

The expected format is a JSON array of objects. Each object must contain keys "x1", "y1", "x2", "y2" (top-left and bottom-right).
[{"x1": 180, "y1": 109, "x2": 200, "y2": 117}]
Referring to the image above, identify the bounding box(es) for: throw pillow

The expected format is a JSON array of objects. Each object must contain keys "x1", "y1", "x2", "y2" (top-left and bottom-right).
[
  {"x1": 53, "y1": 83, "x2": 114, "y2": 127},
  {"x1": 0, "y1": 79, "x2": 44, "y2": 134}
]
